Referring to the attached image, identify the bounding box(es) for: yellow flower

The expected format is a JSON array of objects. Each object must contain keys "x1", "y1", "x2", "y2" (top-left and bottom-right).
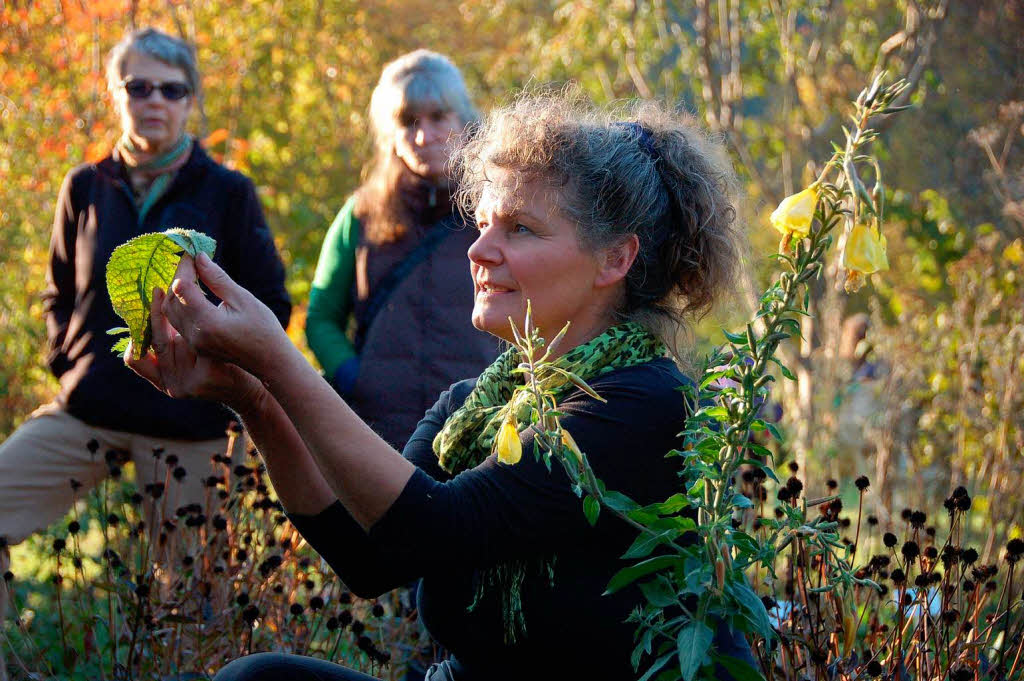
[
  {"x1": 842, "y1": 221, "x2": 888, "y2": 292},
  {"x1": 561, "y1": 428, "x2": 583, "y2": 465},
  {"x1": 1003, "y1": 238, "x2": 1024, "y2": 265},
  {"x1": 771, "y1": 185, "x2": 819, "y2": 239},
  {"x1": 494, "y1": 418, "x2": 522, "y2": 465}
]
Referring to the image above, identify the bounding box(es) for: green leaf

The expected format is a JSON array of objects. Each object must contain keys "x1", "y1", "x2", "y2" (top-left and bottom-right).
[
  {"x1": 105, "y1": 229, "x2": 217, "y2": 359},
  {"x1": 164, "y1": 228, "x2": 216, "y2": 259},
  {"x1": 110, "y1": 335, "x2": 130, "y2": 357},
  {"x1": 583, "y1": 495, "x2": 600, "y2": 526},
  {"x1": 676, "y1": 620, "x2": 713, "y2": 681},
  {"x1": 711, "y1": 652, "x2": 766, "y2": 681},
  {"x1": 603, "y1": 490, "x2": 638, "y2": 513},
  {"x1": 637, "y1": 651, "x2": 675, "y2": 681},
  {"x1": 639, "y1": 577, "x2": 678, "y2": 607},
  {"x1": 765, "y1": 422, "x2": 784, "y2": 442},
  {"x1": 605, "y1": 555, "x2": 683, "y2": 595},
  {"x1": 699, "y1": 370, "x2": 731, "y2": 390},
  {"x1": 722, "y1": 329, "x2": 748, "y2": 345},
  {"x1": 727, "y1": 580, "x2": 775, "y2": 639},
  {"x1": 695, "y1": 406, "x2": 729, "y2": 420},
  {"x1": 768, "y1": 356, "x2": 797, "y2": 381},
  {"x1": 732, "y1": 493, "x2": 753, "y2": 509},
  {"x1": 623, "y1": 529, "x2": 677, "y2": 560}
]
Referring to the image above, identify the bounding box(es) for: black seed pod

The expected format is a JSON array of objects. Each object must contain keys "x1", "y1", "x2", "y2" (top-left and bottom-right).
[{"x1": 242, "y1": 605, "x2": 259, "y2": 625}]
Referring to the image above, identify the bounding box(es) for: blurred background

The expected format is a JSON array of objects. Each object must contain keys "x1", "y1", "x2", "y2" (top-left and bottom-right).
[{"x1": 1, "y1": 0, "x2": 1021, "y2": 551}]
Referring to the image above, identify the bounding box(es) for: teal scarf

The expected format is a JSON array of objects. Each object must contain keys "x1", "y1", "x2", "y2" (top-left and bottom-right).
[{"x1": 117, "y1": 133, "x2": 193, "y2": 226}]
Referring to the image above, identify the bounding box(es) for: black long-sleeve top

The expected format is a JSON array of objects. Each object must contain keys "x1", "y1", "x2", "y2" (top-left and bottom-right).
[
  {"x1": 43, "y1": 142, "x2": 291, "y2": 440},
  {"x1": 291, "y1": 358, "x2": 754, "y2": 680}
]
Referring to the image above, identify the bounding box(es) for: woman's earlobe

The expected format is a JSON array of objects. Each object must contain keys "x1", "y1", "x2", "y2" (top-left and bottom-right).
[{"x1": 596, "y1": 234, "x2": 640, "y2": 288}]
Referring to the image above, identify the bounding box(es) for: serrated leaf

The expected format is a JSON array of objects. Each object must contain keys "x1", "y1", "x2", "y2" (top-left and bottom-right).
[
  {"x1": 105, "y1": 229, "x2": 217, "y2": 360},
  {"x1": 110, "y1": 335, "x2": 130, "y2": 357},
  {"x1": 677, "y1": 620, "x2": 714, "y2": 681},
  {"x1": 164, "y1": 228, "x2": 216, "y2": 259}
]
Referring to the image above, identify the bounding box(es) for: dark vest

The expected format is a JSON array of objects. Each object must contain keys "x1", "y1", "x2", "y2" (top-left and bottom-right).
[{"x1": 348, "y1": 218, "x2": 499, "y2": 449}]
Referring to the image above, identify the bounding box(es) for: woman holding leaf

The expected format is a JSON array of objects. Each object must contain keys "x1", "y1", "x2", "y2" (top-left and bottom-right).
[
  {"x1": 305, "y1": 50, "x2": 497, "y2": 450},
  {"x1": 0, "y1": 27, "x2": 290, "y2": 647},
  {"x1": 128, "y1": 94, "x2": 755, "y2": 681}
]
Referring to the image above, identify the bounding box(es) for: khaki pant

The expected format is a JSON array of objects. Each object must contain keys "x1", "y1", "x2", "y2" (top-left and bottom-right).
[{"x1": 0, "y1": 403, "x2": 243, "y2": 632}]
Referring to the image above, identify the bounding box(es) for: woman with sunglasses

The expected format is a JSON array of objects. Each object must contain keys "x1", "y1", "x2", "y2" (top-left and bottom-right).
[
  {"x1": 306, "y1": 50, "x2": 497, "y2": 451},
  {"x1": 127, "y1": 93, "x2": 756, "y2": 681},
  {"x1": 0, "y1": 29, "x2": 291, "y2": 651}
]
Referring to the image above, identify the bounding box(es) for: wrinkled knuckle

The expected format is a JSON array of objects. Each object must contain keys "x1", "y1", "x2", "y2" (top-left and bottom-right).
[{"x1": 191, "y1": 325, "x2": 210, "y2": 348}]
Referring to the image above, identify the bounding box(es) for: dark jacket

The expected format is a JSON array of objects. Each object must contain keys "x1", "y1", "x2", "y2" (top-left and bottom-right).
[
  {"x1": 346, "y1": 215, "x2": 499, "y2": 448},
  {"x1": 43, "y1": 141, "x2": 291, "y2": 440},
  {"x1": 291, "y1": 359, "x2": 755, "y2": 681}
]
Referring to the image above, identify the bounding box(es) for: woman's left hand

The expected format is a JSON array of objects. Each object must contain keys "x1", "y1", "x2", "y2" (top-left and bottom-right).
[{"x1": 126, "y1": 287, "x2": 266, "y2": 408}]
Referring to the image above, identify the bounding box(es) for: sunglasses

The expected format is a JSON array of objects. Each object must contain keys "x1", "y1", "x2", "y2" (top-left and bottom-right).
[{"x1": 121, "y1": 78, "x2": 192, "y2": 101}]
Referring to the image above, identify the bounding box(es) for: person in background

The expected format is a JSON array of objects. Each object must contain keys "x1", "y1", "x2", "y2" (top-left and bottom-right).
[
  {"x1": 0, "y1": 29, "x2": 291, "y2": 677},
  {"x1": 305, "y1": 50, "x2": 497, "y2": 451},
  {"x1": 127, "y1": 93, "x2": 756, "y2": 681}
]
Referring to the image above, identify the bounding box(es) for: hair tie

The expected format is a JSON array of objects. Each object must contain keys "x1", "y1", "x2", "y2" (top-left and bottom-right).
[{"x1": 613, "y1": 121, "x2": 660, "y2": 162}]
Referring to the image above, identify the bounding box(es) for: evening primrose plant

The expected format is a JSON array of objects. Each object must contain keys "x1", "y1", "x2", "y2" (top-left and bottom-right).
[{"x1": 499, "y1": 75, "x2": 911, "y2": 681}]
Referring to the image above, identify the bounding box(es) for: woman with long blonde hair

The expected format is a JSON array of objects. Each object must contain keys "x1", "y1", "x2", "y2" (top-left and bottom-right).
[{"x1": 305, "y1": 50, "x2": 497, "y2": 450}]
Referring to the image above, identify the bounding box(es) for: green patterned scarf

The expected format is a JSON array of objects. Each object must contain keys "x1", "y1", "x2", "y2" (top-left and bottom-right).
[{"x1": 432, "y1": 321, "x2": 666, "y2": 642}]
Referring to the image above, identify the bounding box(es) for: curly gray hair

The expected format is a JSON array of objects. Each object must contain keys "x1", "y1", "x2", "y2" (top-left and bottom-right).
[{"x1": 456, "y1": 92, "x2": 744, "y2": 344}]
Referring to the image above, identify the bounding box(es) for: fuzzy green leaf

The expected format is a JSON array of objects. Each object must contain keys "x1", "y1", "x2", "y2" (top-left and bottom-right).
[{"x1": 105, "y1": 229, "x2": 216, "y2": 359}]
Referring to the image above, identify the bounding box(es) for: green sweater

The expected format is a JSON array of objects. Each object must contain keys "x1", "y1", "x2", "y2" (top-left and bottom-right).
[{"x1": 306, "y1": 197, "x2": 360, "y2": 376}]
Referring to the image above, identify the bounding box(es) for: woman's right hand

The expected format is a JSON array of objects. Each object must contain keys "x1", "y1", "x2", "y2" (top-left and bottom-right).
[
  {"x1": 160, "y1": 252, "x2": 288, "y2": 379},
  {"x1": 126, "y1": 287, "x2": 267, "y2": 409}
]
